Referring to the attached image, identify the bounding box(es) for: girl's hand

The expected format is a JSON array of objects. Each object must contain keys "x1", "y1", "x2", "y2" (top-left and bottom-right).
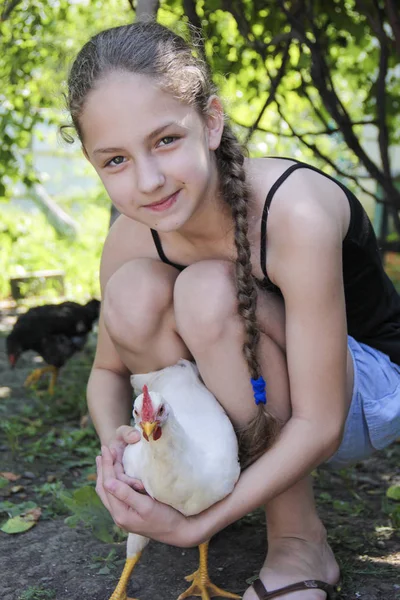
[
  {"x1": 96, "y1": 426, "x2": 144, "y2": 511},
  {"x1": 109, "y1": 424, "x2": 139, "y2": 463},
  {"x1": 98, "y1": 446, "x2": 200, "y2": 548}
]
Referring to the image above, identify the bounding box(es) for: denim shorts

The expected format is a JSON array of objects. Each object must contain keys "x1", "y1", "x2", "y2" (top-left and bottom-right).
[{"x1": 326, "y1": 335, "x2": 400, "y2": 469}]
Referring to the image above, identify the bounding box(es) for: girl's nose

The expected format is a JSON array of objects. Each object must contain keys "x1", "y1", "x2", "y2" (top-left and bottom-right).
[{"x1": 136, "y1": 157, "x2": 165, "y2": 194}]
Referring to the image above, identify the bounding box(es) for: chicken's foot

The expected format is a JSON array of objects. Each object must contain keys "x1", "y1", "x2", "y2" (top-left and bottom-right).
[
  {"x1": 24, "y1": 366, "x2": 59, "y2": 395},
  {"x1": 178, "y1": 541, "x2": 240, "y2": 600},
  {"x1": 109, "y1": 552, "x2": 141, "y2": 600}
]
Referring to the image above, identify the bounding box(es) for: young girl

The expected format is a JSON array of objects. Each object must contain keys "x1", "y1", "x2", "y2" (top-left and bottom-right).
[{"x1": 64, "y1": 21, "x2": 400, "y2": 600}]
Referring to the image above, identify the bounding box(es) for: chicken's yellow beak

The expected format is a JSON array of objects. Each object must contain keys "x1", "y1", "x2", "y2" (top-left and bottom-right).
[{"x1": 141, "y1": 421, "x2": 158, "y2": 438}]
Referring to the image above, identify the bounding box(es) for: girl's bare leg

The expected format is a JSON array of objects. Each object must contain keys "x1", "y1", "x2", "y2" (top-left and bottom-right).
[
  {"x1": 103, "y1": 258, "x2": 191, "y2": 374},
  {"x1": 174, "y1": 260, "x2": 347, "y2": 599}
]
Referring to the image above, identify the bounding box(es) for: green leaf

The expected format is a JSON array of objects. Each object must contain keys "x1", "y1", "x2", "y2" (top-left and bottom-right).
[
  {"x1": 1, "y1": 514, "x2": 36, "y2": 534},
  {"x1": 386, "y1": 485, "x2": 400, "y2": 501},
  {"x1": 59, "y1": 485, "x2": 125, "y2": 543}
]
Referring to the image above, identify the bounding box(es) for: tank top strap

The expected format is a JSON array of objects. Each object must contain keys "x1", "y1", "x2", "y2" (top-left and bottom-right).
[
  {"x1": 260, "y1": 162, "x2": 310, "y2": 279},
  {"x1": 150, "y1": 229, "x2": 185, "y2": 271}
]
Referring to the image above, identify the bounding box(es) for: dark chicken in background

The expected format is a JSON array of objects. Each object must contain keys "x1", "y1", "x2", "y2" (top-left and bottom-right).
[{"x1": 6, "y1": 299, "x2": 100, "y2": 394}]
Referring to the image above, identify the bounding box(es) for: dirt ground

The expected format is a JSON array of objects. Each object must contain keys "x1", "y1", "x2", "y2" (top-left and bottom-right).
[{"x1": 0, "y1": 305, "x2": 399, "y2": 600}]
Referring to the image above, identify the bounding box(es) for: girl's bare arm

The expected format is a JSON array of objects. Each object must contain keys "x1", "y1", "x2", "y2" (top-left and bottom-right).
[
  {"x1": 87, "y1": 216, "x2": 156, "y2": 446},
  {"x1": 87, "y1": 310, "x2": 132, "y2": 446}
]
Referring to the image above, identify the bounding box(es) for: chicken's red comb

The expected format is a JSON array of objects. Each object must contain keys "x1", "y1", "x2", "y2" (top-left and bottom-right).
[{"x1": 142, "y1": 385, "x2": 154, "y2": 421}]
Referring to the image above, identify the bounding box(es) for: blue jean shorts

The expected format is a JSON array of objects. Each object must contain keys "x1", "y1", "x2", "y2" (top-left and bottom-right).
[{"x1": 326, "y1": 335, "x2": 400, "y2": 469}]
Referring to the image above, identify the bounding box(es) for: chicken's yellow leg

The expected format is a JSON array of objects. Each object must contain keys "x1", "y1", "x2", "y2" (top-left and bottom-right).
[
  {"x1": 24, "y1": 365, "x2": 55, "y2": 387},
  {"x1": 109, "y1": 553, "x2": 142, "y2": 600},
  {"x1": 47, "y1": 366, "x2": 59, "y2": 395},
  {"x1": 178, "y1": 541, "x2": 240, "y2": 600},
  {"x1": 24, "y1": 365, "x2": 59, "y2": 394}
]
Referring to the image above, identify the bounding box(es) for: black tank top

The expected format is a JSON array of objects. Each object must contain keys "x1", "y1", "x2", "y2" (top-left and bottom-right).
[{"x1": 150, "y1": 158, "x2": 400, "y2": 366}]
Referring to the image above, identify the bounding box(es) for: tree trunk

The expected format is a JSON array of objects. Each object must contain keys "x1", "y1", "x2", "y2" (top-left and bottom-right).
[{"x1": 31, "y1": 182, "x2": 78, "y2": 239}]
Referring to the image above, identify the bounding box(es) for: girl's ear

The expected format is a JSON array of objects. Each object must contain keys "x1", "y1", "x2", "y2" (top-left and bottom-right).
[{"x1": 205, "y1": 95, "x2": 225, "y2": 151}]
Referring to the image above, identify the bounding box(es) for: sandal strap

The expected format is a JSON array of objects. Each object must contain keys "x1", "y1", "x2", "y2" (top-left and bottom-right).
[{"x1": 253, "y1": 578, "x2": 336, "y2": 599}]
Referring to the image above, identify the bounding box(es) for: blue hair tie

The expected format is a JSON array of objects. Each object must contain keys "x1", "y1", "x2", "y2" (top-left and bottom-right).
[{"x1": 251, "y1": 376, "x2": 267, "y2": 405}]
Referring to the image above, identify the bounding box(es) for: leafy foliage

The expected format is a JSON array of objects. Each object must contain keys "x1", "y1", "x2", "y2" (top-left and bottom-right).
[
  {"x1": 193, "y1": 0, "x2": 400, "y2": 209},
  {"x1": 0, "y1": 188, "x2": 108, "y2": 300},
  {"x1": 0, "y1": 0, "x2": 132, "y2": 201}
]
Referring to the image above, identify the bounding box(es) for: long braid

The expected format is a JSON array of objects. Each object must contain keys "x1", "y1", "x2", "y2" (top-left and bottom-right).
[{"x1": 215, "y1": 125, "x2": 281, "y2": 469}]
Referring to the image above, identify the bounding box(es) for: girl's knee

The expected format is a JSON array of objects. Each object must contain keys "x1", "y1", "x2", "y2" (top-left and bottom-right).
[
  {"x1": 103, "y1": 258, "x2": 177, "y2": 346},
  {"x1": 174, "y1": 260, "x2": 287, "y2": 352},
  {"x1": 174, "y1": 260, "x2": 237, "y2": 347}
]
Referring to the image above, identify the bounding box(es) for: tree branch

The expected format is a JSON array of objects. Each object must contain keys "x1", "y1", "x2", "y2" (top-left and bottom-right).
[
  {"x1": 298, "y1": 71, "x2": 332, "y2": 130},
  {"x1": 241, "y1": 118, "x2": 377, "y2": 138},
  {"x1": 232, "y1": 115, "x2": 379, "y2": 171},
  {"x1": 384, "y1": 0, "x2": 400, "y2": 56},
  {"x1": 221, "y1": 0, "x2": 294, "y2": 59},
  {"x1": 136, "y1": 0, "x2": 160, "y2": 21},
  {"x1": 182, "y1": 0, "x2": 206, "y2": 59},
  {"x1": 222, "y1": 0, "x2": 251, "y2": 41},
  {"x1": 354, "y1": 0, "x2": 388, "y2": 40},
  {"x1": 244, "y1": 42, "x2": 290, "y2": 144},
  {"x1": 375, "y1": 5, "x2": 392, "y2": 185},
  {"x1": 183, "y1": 0, "x2": 202, "y2": 31},
  {"x1": 1, "y1": 0, "x2": 22, "y2": 21},
  {"x1": 274, "y1": 101, "x2": 382, "y2": 203}
]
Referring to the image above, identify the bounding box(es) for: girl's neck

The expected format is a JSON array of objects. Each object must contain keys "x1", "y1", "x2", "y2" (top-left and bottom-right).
[{"x1": 176, "y1": 161, "x2": 234, "y2": 246}]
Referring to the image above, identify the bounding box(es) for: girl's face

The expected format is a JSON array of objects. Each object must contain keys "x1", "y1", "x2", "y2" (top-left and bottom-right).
[{"x1": 80, "y1": 71, "x2": 224, "y2": 231}]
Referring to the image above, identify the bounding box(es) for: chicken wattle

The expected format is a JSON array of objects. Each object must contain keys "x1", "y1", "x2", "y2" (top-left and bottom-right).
[{"x1": 109, "y1": 359, "x2": 241, "y2": 600}]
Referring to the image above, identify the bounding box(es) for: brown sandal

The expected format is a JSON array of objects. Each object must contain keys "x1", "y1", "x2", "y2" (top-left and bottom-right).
[{"x1": 252, "y1": 578, "x2": 340, "y2": 599}]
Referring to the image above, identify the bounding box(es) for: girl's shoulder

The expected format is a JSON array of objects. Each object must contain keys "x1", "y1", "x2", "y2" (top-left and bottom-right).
[
  {"x1": 99, "y1": 214, "x2": 158, "y2": 289},
  {"x1": 246, "y1": 156, "x2": 351, "y2": 241}
]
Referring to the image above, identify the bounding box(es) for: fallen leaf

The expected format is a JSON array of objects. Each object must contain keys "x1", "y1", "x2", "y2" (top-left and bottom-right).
[
  {"x1": 86, "y1": 473, "x2": 97, "y2": 481},
  {"x1": 10, "y1": 485, "x2": 25, "y2": 494},
  {"x1": 0, "y1": 472, "x2": 21, "y2": 482},
  {"x1": 25, "y1": 507, "x2": 42, "y2": 521},
  {"x1": 0, "y1": 507, "x2": 41, "y2": 534}
]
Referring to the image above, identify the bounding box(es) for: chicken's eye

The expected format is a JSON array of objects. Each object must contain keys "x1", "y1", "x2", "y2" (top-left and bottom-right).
[
  {"x1": 134, "y1": 408, "x2": 138, "y2": 416},
  {"x1": 158, "y1": 405, "x2": 164, "y2": 416}
]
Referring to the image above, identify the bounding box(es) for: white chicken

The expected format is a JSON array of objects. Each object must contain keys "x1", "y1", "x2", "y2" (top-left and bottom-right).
[{"x1": 109, "y1": 359, "x2": 241, "y2": 600}]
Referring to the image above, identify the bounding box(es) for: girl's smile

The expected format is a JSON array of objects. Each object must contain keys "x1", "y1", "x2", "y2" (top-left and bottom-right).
[{"x1": 143, "y1": 190, "x2": 180, "y2": 212}]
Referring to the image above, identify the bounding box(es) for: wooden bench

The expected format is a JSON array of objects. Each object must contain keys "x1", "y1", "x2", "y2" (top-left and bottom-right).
[{"x1": 10, "y1": 270, "x2": 65, "y2": 300}]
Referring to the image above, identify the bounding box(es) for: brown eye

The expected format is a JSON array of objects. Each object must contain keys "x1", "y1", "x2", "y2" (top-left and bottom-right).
[{"x1": 158, "y1": 405, "x2": 164, "y2": 416}]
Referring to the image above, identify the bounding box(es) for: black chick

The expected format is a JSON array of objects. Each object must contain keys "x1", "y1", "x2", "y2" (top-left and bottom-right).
[{"x1": 6, "y1": 299, "x2": 100, "y2": 394}]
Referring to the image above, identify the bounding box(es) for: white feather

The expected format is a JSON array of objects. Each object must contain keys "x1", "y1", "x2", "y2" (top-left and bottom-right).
[{"x1": 122, "y1": 359, "x2": 240, "y2": 557}]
